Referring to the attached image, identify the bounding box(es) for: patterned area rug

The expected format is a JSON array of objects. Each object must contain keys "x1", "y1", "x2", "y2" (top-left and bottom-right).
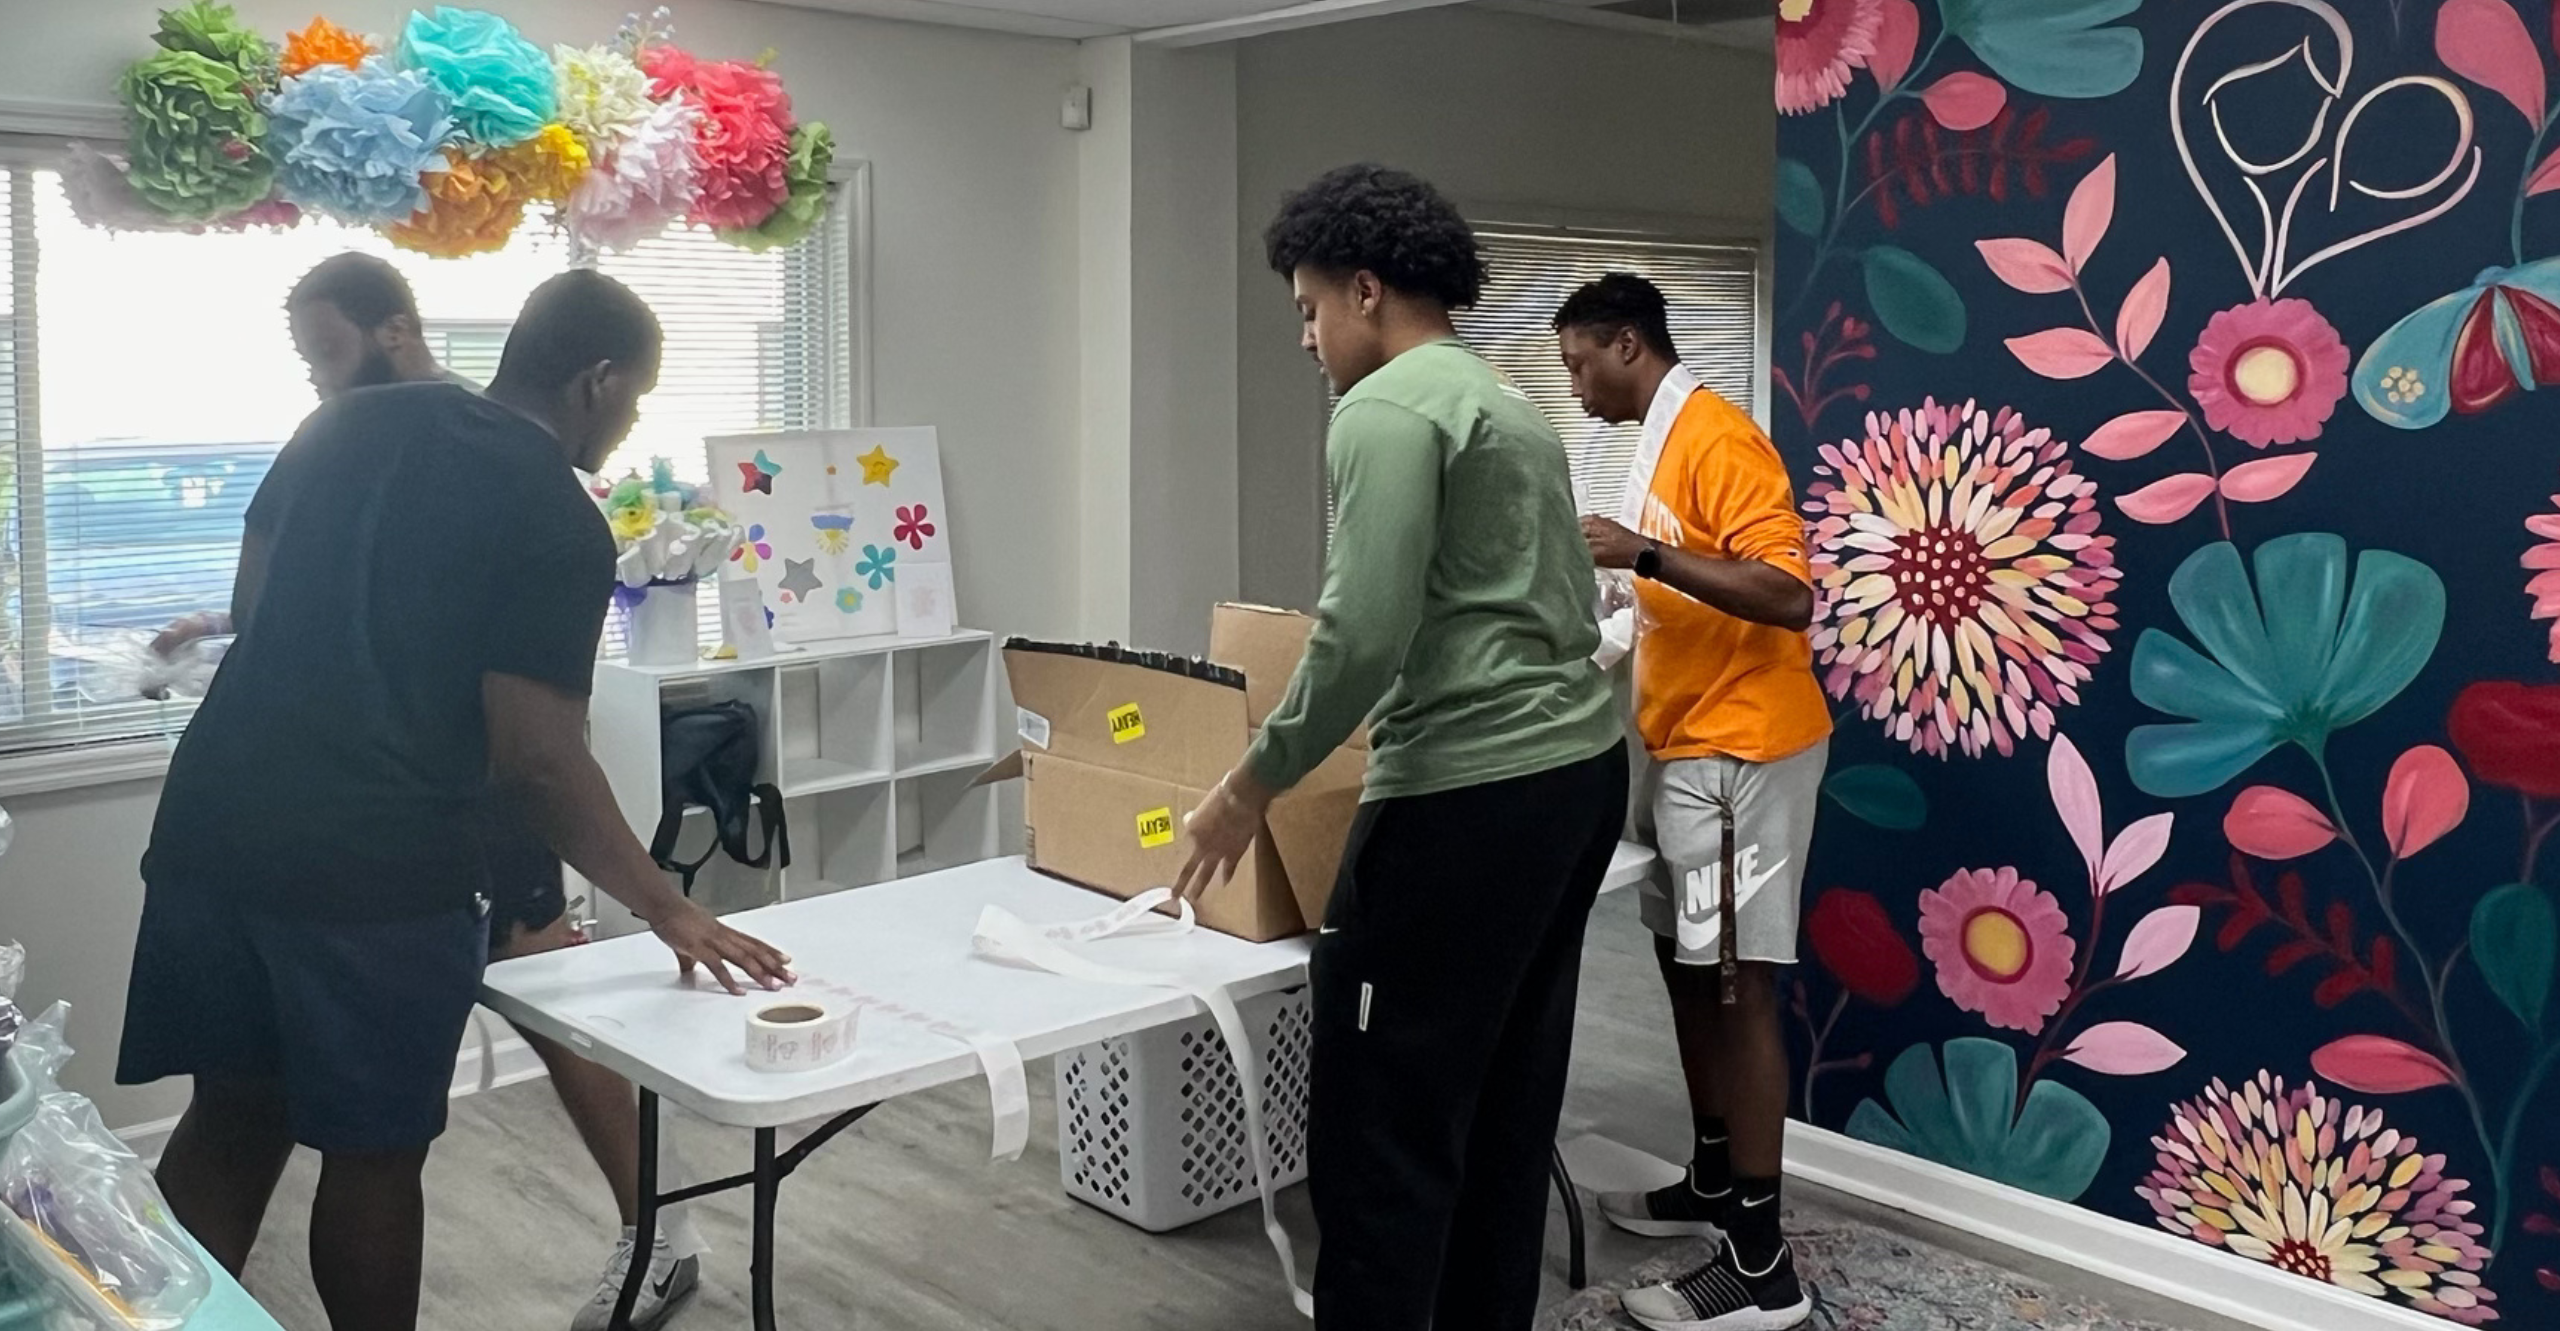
[{"x1": 1538, "y1": 1198, "x2": 2194, "y2": 1331}]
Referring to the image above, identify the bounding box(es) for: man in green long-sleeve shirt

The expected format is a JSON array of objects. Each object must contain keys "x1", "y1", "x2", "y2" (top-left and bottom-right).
[{"x1": 1178, "y1": 164, "x2": 1628, "y2": 1330}]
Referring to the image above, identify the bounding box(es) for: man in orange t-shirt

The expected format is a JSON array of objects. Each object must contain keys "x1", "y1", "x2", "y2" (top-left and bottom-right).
[{"x1": 1558, "y1": 274, "x2": 1831, "y2": 1331}]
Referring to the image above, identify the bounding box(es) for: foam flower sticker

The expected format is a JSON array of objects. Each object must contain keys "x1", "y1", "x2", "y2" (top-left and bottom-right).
[
  {"x1": 117, "y1": 48, "x2": 274, "y2": 222},
  {"x1": 857, "y1": 543, "x2": 898, "y2": 590},
  {"x1": 894, "y1": 504, "x2": 936, "y2": 551},
  {"x1": 267, "y1": 58, "x2": 454, "y2": 225},
  {"x1": 835, "y1": 587, "x2": 863, "y2": 614},
  {"x1": 732, "y1": 524, "x2": 772, "y2": 573},
  {"x1": 565, "y1": 96, "x2": 701, "y2": 254},
  {"x1": 642, "y1": 45, "x2": 794, "y2": 232},
  {"x1": 2126, "y1": 535, "x2": 2446, "y2": 799},
  {"x1": 281, "y1": 17, "x2": 372, "y2": 76},
  {"x1": 399, "y1": 7, "x2": 557, "y2": 148}
]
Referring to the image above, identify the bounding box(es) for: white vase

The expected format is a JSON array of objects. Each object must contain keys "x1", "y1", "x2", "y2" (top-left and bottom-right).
[{"x1": 625, "y1": 582, "x2": 699, "y2": 667}]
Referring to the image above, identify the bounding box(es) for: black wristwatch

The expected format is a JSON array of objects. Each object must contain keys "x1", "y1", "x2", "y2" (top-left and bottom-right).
[{"x1": 1633, "y1": 541, "x2": 1663, "y2": 581}]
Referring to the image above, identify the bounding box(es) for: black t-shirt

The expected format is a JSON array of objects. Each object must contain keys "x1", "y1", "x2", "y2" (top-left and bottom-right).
[{"x1": 146, "y1": 382, "x2": 614, "y2": 919}]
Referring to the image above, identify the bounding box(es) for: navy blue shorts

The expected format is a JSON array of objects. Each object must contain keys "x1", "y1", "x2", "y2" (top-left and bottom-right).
[{"x1": 117, "y1": 883, "x2": 488, "y2": 1154}]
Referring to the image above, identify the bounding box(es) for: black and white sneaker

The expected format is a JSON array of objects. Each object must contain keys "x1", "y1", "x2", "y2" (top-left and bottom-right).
[
  {"x1": 1620, "y1": 1241, "x2": 1811, "y2": 1331},
  {"x1": 570, "y1": 1227, "x2": 699, "y2": 1331},
  {"x1": 1596, "y1": 1166, "x2": 1731, "y2": 1241}
]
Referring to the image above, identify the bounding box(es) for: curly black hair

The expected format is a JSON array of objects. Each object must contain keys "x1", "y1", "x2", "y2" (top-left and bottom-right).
[
  {"x1": 1263, "y1": 164, "x2": 1487, "y2": 310},
  {"x1": 1553, "y1": 272, "x2": 1679, "y2": 362}
]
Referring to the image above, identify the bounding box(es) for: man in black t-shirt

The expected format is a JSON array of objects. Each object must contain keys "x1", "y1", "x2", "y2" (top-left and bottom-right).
[
  {"x1": 149, "y1": 253, "x2": 713, "y2": 1328},
  {"x1": 119, "y1": 270, "x2": 792, "y2": 1331}
]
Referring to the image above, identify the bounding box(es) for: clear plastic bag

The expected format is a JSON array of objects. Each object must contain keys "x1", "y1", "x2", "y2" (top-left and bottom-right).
[
  {"x1": 0, "y1": 943, "x2": 23, "y2": 1062},
  {"x1": 0, "y1": 1008, "x2": 208, "y2": 1330}
]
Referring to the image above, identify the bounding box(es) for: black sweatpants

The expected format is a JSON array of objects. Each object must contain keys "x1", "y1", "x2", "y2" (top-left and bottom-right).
[{"x1": 1306, "y1": 743, "x2": 1629, "y2": 1329}]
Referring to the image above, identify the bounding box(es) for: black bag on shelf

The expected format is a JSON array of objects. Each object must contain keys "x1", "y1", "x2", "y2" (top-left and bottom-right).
[{"x1": 648, "y1": 700, "x2": 789, "y2": 897}]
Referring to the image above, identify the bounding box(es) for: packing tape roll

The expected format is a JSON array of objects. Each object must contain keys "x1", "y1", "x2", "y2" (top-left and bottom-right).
[{"x1": 744, "y1": 1000, "x2": 857, "y2": 1074}]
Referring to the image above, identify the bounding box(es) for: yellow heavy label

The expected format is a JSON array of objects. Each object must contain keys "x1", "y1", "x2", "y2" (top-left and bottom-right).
[
  {"x1": 1109, "y1": 703, "x2": 1146, "y2": 743},
  {"x1": 1137, "y1": 806, "x2": 1176, "y2": 848}
]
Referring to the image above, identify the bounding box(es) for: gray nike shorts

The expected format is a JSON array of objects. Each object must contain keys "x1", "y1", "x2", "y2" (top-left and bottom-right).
[{"x1": 1634, "y1": 739, "x2": 1829, "y2": 966}]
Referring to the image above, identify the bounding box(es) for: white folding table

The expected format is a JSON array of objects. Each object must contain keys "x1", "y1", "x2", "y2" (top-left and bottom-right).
[{"x1": 480, "y1": 847, "x2": 1658, "y2": 1329}]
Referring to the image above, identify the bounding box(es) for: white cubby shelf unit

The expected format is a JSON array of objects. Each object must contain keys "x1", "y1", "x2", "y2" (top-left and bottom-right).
[{"x1": 573, "y1": 629, "x2": 1002, "y2": 934}]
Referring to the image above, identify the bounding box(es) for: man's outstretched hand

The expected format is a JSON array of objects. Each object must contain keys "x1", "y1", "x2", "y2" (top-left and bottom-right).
[{"x1": 648, "y1": 898, "x2": 796, "y2": 995}]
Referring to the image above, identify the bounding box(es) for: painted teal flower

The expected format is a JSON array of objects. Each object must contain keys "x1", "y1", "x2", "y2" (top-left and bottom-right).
[
  {"x1": 856, "y1": 543, "x2": 898, "y2": 590},
  {"x1": 1847, "y1": 1038, "x2": 2109, "y2": 1201},
  {"x1": 2126, "y1": 535, "x2": 2443, "y2": 799}
]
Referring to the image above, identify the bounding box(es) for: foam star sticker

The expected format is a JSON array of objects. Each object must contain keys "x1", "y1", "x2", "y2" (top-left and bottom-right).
[
  {"x1": 738, "y1": 448, "x2": 782, "y2": 495},
  {"x1": 856, "y1": 443, "x2": 899, "y2": 487},
  {"x1": 777, "y1": 557, "x2": 823, "y2": 603}
]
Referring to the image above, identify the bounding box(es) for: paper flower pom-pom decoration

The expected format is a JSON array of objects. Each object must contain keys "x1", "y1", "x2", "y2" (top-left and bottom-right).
[
  {"x1": 117, "y1": 49, "x2": 275, "y2": 222},
  {"x1": 399, "y1": 7, "x2": 557, "y2": 148},
  {"x1": 153, "y1": 1, "x2": 279, "y2": 88},
  {"x1": 507, "y1": 124, "x2": 591, "y2": 203},
  {"x1": 268, "y1": 58, "x2": 455, "y2": 224},
  {"x1": 59, "y1": 142, "x2": 295, "y2": 234},
  {"x1": 640, "y1": 46, "x2": 793, "y2": 232},
  {"x1": 281, "y1": 17, "x2": 373, "y2": 77},
  {"x1": 553, "y1": 43, "x2": 655, "y2": 149},
  {"x1": 566, "y1": 97, "x2": 701, "y2": 253},
  {"x1": 720, "y1": 123, "x2": 832, "y2": 252},
  {"x1": 386, "y1": 147, "x2": 528, "y2": 257}
]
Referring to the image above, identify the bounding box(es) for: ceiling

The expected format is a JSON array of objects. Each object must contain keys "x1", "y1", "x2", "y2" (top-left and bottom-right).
[{"x1": 742, "y1": 0, "x2": 1765, "y2": 44}]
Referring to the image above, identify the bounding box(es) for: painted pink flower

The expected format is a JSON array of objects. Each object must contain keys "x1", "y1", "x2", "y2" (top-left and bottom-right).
[
  {"x1": 1804, "y1": 398, "x2": 2121, "y2": 760},
  {"x1": 2527, "y1": 476, "x2": 2560, "y2": 663},
  {"x1": 2139, "y1": 1072, "x2": 2498, "y2": 1323},
  {"x1": 1917, "y1": 867, "x2": 2076, "y2": 1033},
  {"x1": 1776, "y1": 0, "x2": 1883, "y2": 115},
  {"x1": 2187, "y1": 298, "x2": 2351, "y2": 448}
]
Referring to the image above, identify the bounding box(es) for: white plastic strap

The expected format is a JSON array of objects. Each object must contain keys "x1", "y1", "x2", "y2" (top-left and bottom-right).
[
  {"x1": 971, "y1": 891, "x2": 1313, "y2": 1318},
  {"x1": 795, "y1": 976, "x2": 1038, "y2": 1162}
]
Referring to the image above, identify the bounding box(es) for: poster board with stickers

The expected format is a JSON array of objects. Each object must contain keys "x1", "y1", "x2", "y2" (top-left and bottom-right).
[{"x1": 705, "y1": 428, "x2": 953, "y2": 645}]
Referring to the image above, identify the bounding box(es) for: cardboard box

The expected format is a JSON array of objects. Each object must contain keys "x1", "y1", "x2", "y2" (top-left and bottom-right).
[{"x1": 980, "y1": 605, "x2": 1366, "y2": 942}]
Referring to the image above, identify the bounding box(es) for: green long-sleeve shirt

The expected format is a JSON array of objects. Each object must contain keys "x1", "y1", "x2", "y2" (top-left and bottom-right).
[{"x1": 1243, "y1": 340, "x2": 1622, "y2": 801}]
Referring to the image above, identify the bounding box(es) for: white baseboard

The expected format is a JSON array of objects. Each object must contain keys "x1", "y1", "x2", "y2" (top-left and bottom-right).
[
  {"x1": 113, "y1": 1014, "x2": 552, "y2": 1163},
  {"x1": 1782, "y1": 1121, "x2": 2451, "y2": 1331}
]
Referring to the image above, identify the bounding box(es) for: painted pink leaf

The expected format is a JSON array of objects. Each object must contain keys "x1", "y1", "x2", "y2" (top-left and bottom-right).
[
  {"x1": 2224, "y1": 785, "x2": 2337, "y2": 859},
  {"x1": 2006, "y1": 328, "x2": 2116, "y2": 379},
  {"x1": 2116, "y1": 473, "x2": 2218, "y2": 524},
  {"x1": 2438, "y1": 0, "x2": 2546, "y2": 125},
  {"x1": 2530, "y1": 143, "x2": 2560, "y2": 197},
  {"x1": 1976, "y1": 238, "x2": 2075, "y2": 294},
  {"x1": 2220, "y1": 453, "x2": 2317, "y2": 503},
  {"x1": 2116, "y1": 258, "x2": 2171, "y2": 361},
  {"x1": 2047, "y1": 731, "x2": 2105, "y2": 888},
  {"x1": 1921, "y1": 71, "x2": 2007, "y2": 131},
  {"x1": 2063, "y1": 155, "x2": 2116, "y2": 273},
  {"x1": 2063, "y1": 1022, "x2": 2188, "y2": 1075},
  {"x1": 2097, "y1": 812, "x2": 2175, "y2": 895},
  {"x1": 2382, "y1": 744, "x2": 2468, "y2": 859},
  {"x1": 2115, "y1": 905, "x2": 2201, "y2": 980},
  {"x1": 1869, "y1": 0, "x2": 1922, "y2": 90},
  {"x1": 2080, "y1": 410, "x2": 2186, "y2": 461},
  {"x1": 2312, "y1": 1034, "x2": 2457, "y2": 1094}
]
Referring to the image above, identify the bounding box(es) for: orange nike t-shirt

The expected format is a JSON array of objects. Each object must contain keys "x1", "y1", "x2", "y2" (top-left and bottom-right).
[{"x1": 1632, "y1": 389, "x2": 1833, "y2": 764}]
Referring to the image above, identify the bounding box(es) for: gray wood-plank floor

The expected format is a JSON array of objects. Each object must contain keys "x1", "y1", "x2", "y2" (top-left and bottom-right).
[{"x1": 227, "y1": 892, "x2": 2242, "y2": 1331}]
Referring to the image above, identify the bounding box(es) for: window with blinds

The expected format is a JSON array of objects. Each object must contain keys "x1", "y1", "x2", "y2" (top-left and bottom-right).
[
  {"x1": 1325, "y1": 230, "x2": 1762, "y2": 532},
  {"x1": 0, "y1": 157, "x2": 854, "y2": 759}
]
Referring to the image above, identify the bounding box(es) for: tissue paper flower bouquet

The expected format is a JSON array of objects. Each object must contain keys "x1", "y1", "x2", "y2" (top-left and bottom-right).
[
  {"x1": 71, "y1": 3, "x2": 836, "y2": 259},
  {"x1": 599, "y1": 460, "x2": 743, "y2": 665}
]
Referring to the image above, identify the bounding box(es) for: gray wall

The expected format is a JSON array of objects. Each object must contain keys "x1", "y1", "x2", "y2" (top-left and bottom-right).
[{"x1": 1233, "y1": 8, "x2": 1776, "y2": 608}]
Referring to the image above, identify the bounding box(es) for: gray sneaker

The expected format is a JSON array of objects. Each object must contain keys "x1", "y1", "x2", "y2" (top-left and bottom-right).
[{"x1": 571, "y1": 1228, "x2": 699, "y2": 1331}]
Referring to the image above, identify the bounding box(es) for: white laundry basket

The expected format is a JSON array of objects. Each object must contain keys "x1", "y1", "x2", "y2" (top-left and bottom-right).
[{"x1": 1055, "y1": 985, "x2": 1312, "y2": 1232}]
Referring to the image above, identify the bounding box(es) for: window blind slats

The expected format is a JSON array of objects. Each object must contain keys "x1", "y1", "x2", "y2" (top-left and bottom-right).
[{"x1": 0, "y1": 166, "x2": 851, "y2": 757}]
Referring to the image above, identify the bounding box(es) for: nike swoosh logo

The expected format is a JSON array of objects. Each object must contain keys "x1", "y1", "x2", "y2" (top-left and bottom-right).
[{"x1": 652, "y1": 1269, "x2": 678, "y2": 1300}]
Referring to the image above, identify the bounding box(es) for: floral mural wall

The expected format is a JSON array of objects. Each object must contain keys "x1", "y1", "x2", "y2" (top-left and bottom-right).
[{"x1": 1772, "y1": 0, "x2": 2560, "y2": 1322}]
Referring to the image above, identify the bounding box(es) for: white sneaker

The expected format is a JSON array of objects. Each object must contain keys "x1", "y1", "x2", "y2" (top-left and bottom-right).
[{"x1": 571, "y1": 1227, "x2": 699, "y2": 1331}]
